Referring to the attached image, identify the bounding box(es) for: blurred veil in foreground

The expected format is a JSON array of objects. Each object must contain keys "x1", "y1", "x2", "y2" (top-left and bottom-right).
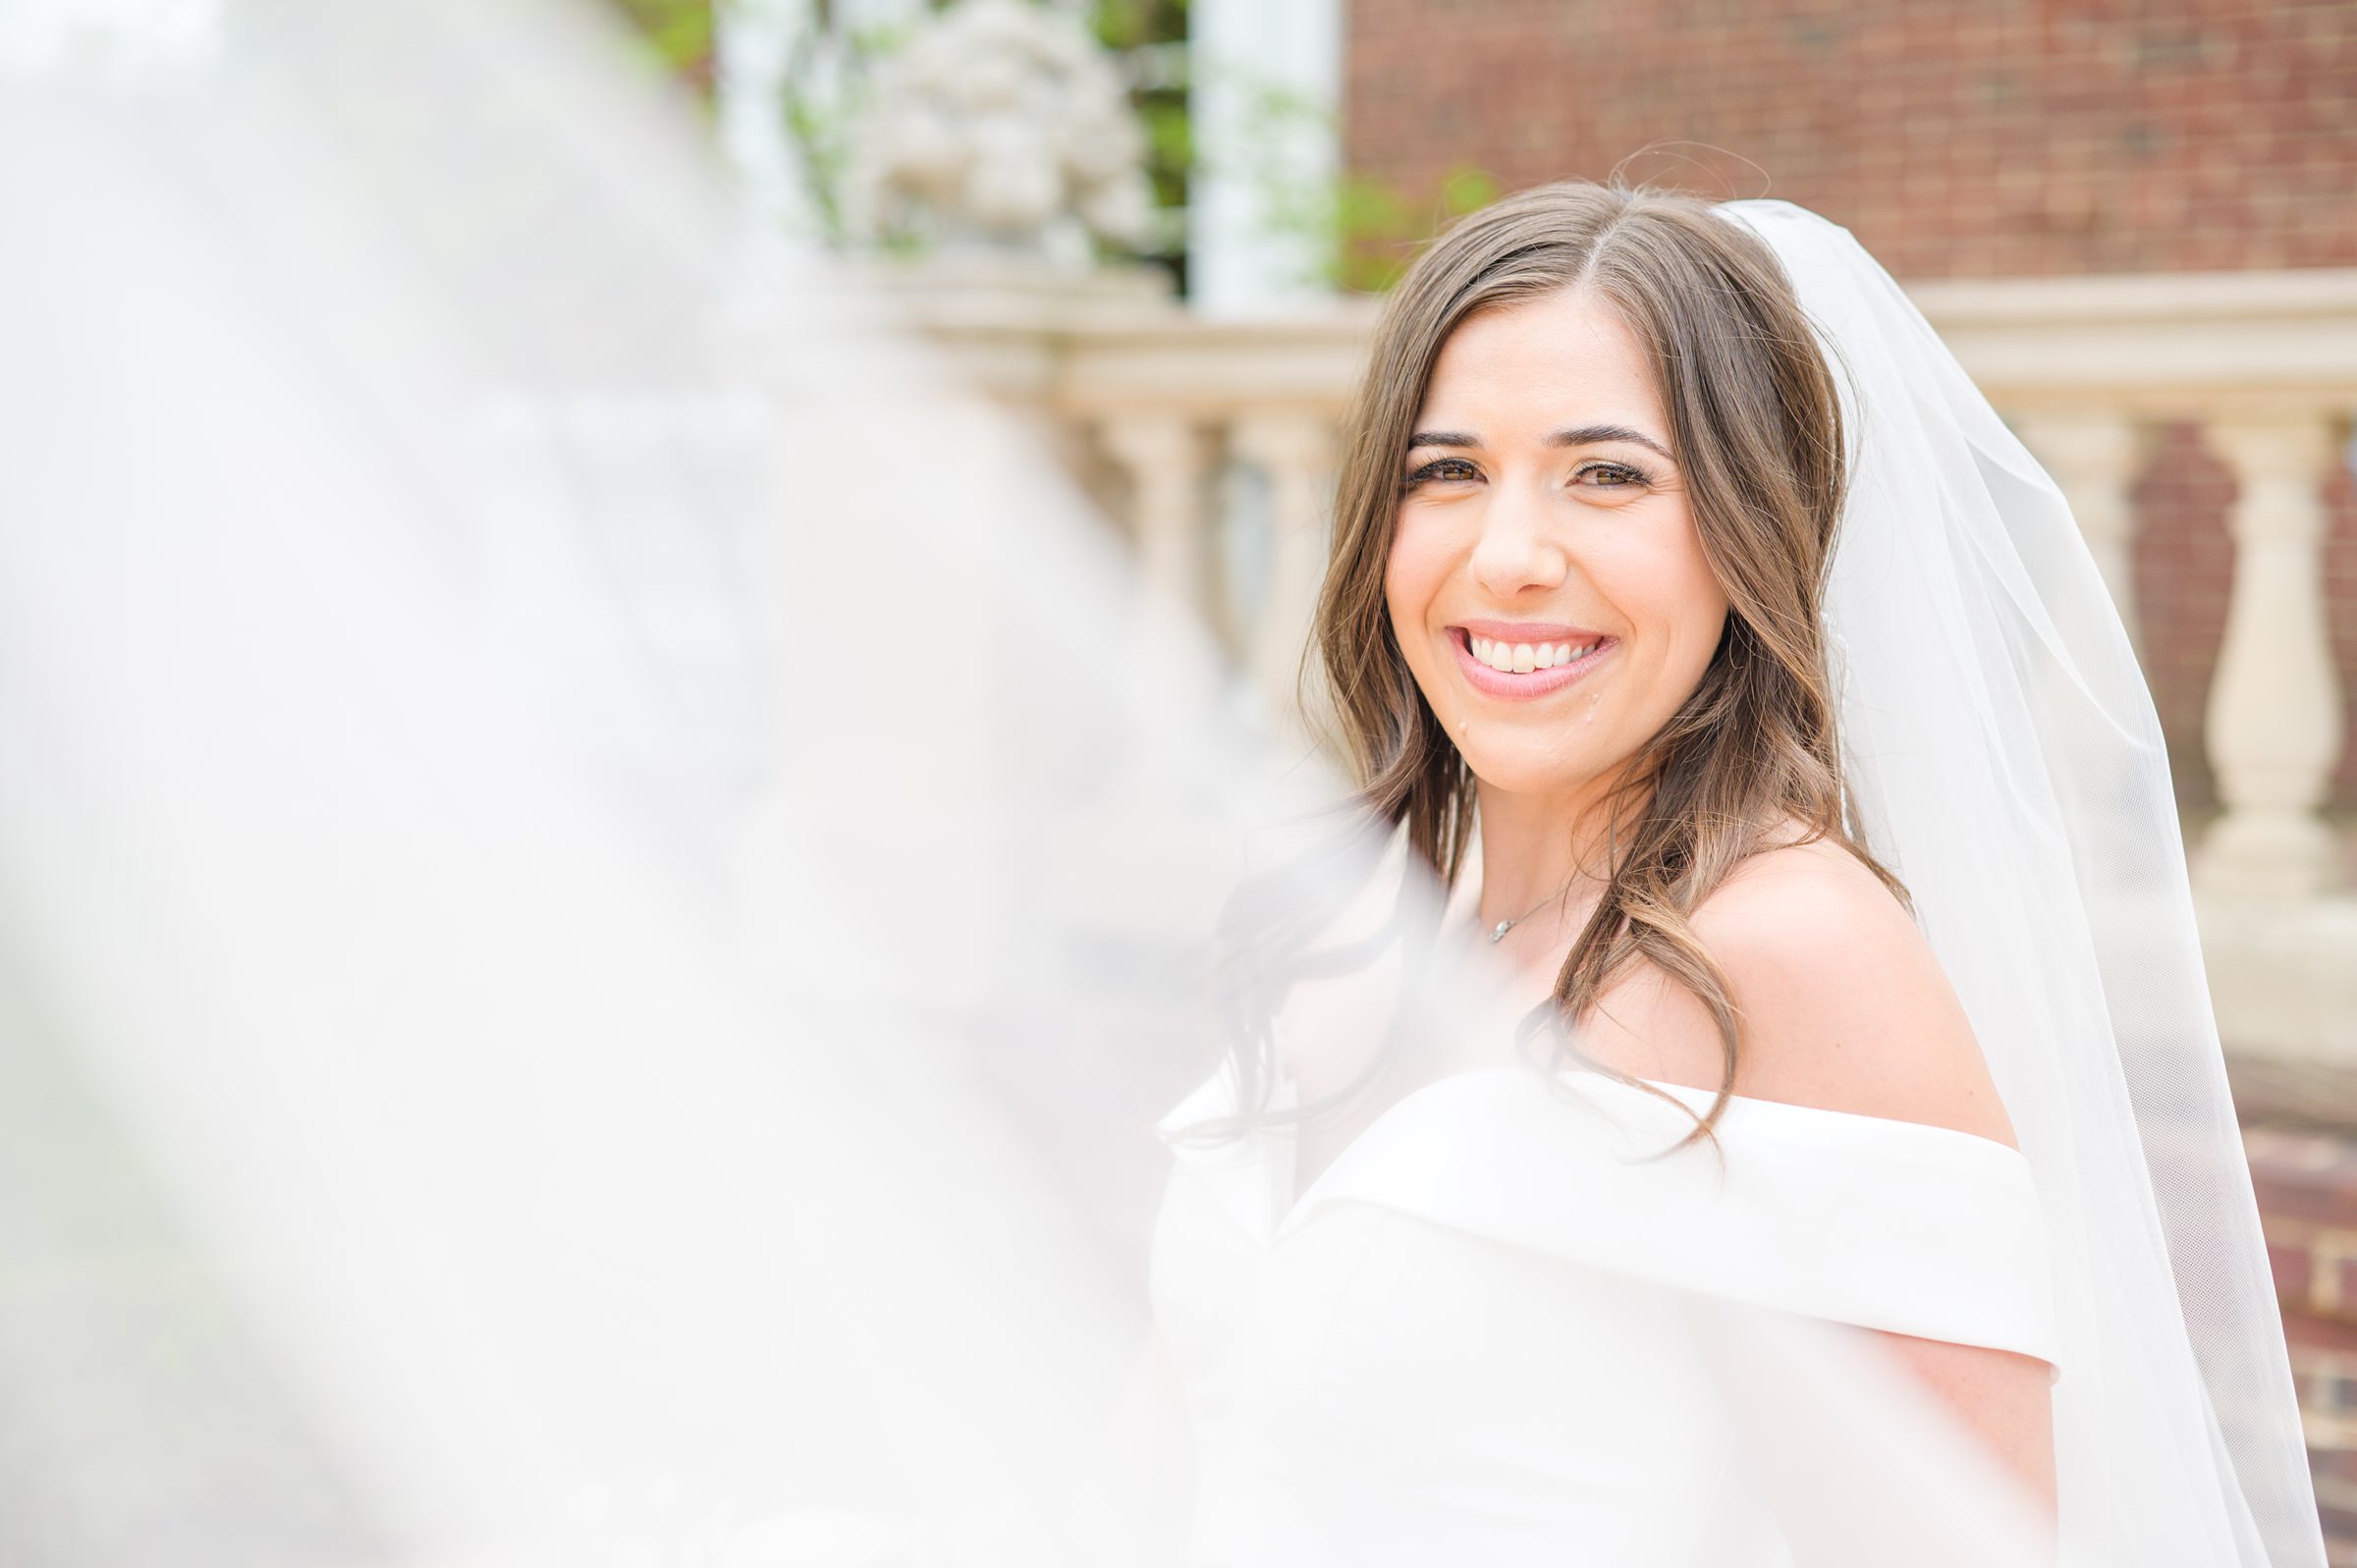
[
  {"x1": 0, "y1": 3, "x2": 2314, "y2": 1567},
  {"x1": 0, "y1": 0, "x2": 1246, "y2": 1557}
]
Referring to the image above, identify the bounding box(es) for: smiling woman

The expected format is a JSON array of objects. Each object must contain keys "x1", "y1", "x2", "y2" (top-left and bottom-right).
[
  {"x1": 1387, "y1": 292, "x2": 1727, "y2": 792},
  {"x1": 1322, "y1": 183, "x2": 1883, "y2": 1145},
  {"x1": 1139, "y1": 179, "x2": 2323, "y2": 1568},
  {"x1": 3, "y1": 2, "x2": 2311, "y2": 1562}
]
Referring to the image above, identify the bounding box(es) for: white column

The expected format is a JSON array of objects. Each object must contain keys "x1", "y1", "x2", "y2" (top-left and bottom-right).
[
  {"x1": 2196, "y1": 413, "x2": 2346, "y2": 899},
  {"x1": 715, "y1": 0, "x2": 821, "y2": 244},
  {"x1": 1231, "y1": 411, "x2": 1335, "y2": 732},
  {"x1": 2016, "y1": 411, "x2": 2145, "y2": 655},
  {"x1": 1187, "y1": 0, "x2": 1343, "y2": 316},
  {"x1": 1098, "y1": 413, "x2": 1213, "y2": 621}
]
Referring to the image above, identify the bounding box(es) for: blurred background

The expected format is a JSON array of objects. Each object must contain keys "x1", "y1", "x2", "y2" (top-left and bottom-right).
[
  {"x1": 614, "y1": 0, "x2": 2357, "y2": 1546},
  {"x1": 3, "y1": 0, "x2": 2353, "y2": 1561}
]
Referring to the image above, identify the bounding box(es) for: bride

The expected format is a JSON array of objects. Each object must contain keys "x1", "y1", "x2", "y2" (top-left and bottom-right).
[
  {"x1": 1140, "y1": 180, "x2": 2320, "y2": 1567},
  {"x1": 0, "y1": 6, "x2": 2320, "y2": 1564}
]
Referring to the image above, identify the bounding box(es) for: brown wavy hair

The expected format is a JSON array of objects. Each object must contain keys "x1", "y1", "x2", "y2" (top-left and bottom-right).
[{"x1": 1313, "y1": 178, "x2": 1909, "y2": 1149}]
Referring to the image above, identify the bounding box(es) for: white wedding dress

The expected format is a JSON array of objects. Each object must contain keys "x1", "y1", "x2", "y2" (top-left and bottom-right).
[
  {"x1": 1147, "y1": 850, "x2": 2061, "y2": 1567},
  {"x1": 3, "y1": 7, "x2": 2320, "y2": 1565}
]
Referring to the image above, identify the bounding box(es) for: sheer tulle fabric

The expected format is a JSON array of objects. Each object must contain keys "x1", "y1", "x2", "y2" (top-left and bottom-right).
[
  {"x1": 1708, "y1": 199, "x2": 2318, "y2": 1567},
  {"x1": 0, "y1": 4, "x2": 2317, "y2": 1566}
]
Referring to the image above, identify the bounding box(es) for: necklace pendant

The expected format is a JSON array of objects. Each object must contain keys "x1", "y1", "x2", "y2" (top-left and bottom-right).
[{"x1": 1487, "y1": 921, "x2": 1511, "y2": 944}]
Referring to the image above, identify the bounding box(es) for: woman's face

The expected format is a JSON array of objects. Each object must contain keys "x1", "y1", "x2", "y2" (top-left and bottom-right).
[{"x1": 1384, "y1": 287, "x2": 1729, "y2": 804}]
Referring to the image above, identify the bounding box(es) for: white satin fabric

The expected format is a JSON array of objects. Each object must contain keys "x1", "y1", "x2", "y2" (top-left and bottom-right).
[
  {"x1": 1149, "y1": 854, "x2": 2060, "y2": 1567},
  {"x1": 1151, "y1": 1063, "x2": 2059, "y2": 1567}
]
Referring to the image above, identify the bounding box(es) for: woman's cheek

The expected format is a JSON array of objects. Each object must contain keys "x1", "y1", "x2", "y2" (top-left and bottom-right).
[
  {"x1": 1383, "y1": 514, "x2": 1436, "y2": 600},
  {"x1": 1382, "y1": 532, "x2": 1440, "y2": 652}
]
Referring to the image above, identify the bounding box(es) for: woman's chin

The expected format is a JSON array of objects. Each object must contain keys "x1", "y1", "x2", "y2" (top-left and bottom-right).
[{"x1": 1460, "y1": 753, "x2": 1608, "y2": 803}]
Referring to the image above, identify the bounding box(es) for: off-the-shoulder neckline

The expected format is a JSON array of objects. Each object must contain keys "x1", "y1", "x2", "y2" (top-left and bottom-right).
[
  {"x1": 1163, "y1": 1059, "x2": 2031, "y2": 1246},
  {"x1": 1611, "y1": 1070, "x2": 2028, "y2": 1158}
]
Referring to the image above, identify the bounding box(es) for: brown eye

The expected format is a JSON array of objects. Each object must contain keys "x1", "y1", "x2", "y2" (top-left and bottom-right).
[
  {"x1": 1403, "y1": 457, "x2": 1481, "y2": 488},
  {"x1": 1575, "y1": 461, "x2": 1649, "y2": 489}
]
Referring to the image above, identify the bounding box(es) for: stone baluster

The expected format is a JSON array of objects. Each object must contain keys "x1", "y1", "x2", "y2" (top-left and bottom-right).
[
  {"x1": 1098, "y1": 413, "x2": 1212, "y2": 621},
  {"x1": 1230, "y1": 411, "x2": 1336, "y2": 733},
  {"x1": 2016, "y1": 411, "x2": 2146, "y2": 654},
  {"x1": 2197, "y1": 412, "x2": 2347, "y2": 899}
]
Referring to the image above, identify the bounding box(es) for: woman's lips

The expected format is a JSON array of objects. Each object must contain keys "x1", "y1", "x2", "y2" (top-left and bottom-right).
[{"x1": 1450, "y1": 627, "x2": 1615, "y2": 700}]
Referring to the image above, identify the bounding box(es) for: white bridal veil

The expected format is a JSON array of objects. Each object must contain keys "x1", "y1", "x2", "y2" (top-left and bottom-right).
[
  {"x1": 1710, "y1": 199, "x2": 2323, "y2": 1566},
  {"x1": 0, "y1": 1, "x2": 2321, "y2": 1566}
]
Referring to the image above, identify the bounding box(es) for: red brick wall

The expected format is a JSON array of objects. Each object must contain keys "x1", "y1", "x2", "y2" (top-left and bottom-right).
[
  {"x1": 1345, "y1": 0, "x2": 2357, "y2": 277},
  {"x1": 2249, "y1": 1121, "x2": 2357, "y2": 1563},
  {"x1": 1345, "y1": 0, "x2": 2357, "y2": 810},
  {"x1": 2131, "y1": 424, "x2": 2236, "y2": 809}
]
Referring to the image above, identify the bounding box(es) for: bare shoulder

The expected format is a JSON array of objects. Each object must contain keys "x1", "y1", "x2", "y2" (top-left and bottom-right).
[{"x1": 1577, "y1": 821, "x2": 2018, "y2": 1147}]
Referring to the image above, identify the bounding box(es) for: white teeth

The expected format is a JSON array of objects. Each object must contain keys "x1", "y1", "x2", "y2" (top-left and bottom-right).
[{"x1": 1468, "y1": 633, "x2": 1606, "y2": 673}]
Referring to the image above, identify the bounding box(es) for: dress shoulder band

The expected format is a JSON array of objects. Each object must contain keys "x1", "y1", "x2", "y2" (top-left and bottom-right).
[{"x1": 1177, "y1": 1064, "x2": 2063, "y2": 1370}]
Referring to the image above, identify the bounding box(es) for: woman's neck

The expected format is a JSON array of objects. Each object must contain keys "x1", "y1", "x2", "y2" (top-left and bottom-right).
[{"x1": 1469, "y1": 774, "x2": 1629, "y2": 925}]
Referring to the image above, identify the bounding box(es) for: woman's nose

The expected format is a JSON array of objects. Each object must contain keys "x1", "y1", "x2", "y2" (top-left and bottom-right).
[{"x1": 1467, "y1": 477, "x2": 1570, "y2": 599}]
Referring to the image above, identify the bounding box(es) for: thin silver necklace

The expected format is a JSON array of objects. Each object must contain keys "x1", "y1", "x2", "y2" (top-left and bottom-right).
[{"x1": 1483, "y1": 877, "x2": 1577, "y2": 944}]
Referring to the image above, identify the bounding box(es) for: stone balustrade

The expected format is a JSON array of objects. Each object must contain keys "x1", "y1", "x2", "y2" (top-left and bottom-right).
[{"x1": 876, "y1": 259, "x2": 2357, "y2": 1064}]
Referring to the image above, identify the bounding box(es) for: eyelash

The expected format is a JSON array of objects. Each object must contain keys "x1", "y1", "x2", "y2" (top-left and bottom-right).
[{"x1": 1399, "y1": 457, "x2": 1652, "y2": 490}]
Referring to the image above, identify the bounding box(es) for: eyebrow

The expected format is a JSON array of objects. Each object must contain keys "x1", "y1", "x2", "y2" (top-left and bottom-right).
[{"x1": 1406, "y1": 424, "x2": 1676, "y2": 462}]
